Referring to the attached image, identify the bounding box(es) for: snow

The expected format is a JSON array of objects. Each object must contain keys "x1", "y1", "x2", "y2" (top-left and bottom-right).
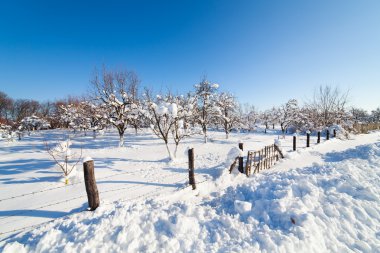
[
  {"x1": 82, "y1": 156, "x2": 93, "y2": 163},
  {"x1": 234, "y1": 200, "x2": 252, "y2": 214},
  {"x1": 156, "y1": 103, "x2": 169, "y2": 116},
  {"x1": 211, "y1": 83, "x2": 219, "y2": 89},
  {"x1": 168, "y1": 103, "x2": 178, "y2": 118},
  {"x1": 0, "y1": 129, "x2": 380, "y2": 252}
]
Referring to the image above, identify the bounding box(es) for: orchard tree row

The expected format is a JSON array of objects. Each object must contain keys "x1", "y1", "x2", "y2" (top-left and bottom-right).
[{"x1": 1, "y1": 68, "x2": 380, "y2": 155}]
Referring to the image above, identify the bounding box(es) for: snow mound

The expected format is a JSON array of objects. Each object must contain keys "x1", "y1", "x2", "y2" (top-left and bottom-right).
[{"x1": 2, "y1": 143, "x2": 380, "y2": 252}]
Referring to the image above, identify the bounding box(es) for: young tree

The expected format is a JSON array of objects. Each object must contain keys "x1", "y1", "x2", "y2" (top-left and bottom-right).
[
  {"x1": 91, "y1": 67, "x2": 140, "y2": 147},
  {"x1": 45, "y1": 139, "x2": 82, "y2": 185},
  {"x1": 194, "y1": 77, "x2": 220, "y2": 143}
]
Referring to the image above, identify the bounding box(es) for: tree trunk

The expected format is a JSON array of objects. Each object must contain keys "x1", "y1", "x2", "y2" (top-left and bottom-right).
[
  {"x1": 203, "y1": 125, "x2": 207, "y2": 143},
  {"x1": 117, "y1": 126, "x2": 125, "y2": 147},
  {"x1": 165, "y1": 142, "x2": 173, "y2": 160},
  {"x1": 174, "y1": 144, "x2": 178, "y2": 159},
  {"x1": 119, "y1": 134, "x2": 124, "y2": 147}
]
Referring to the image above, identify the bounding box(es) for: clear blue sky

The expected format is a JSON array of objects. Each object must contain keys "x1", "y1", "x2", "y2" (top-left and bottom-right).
[{"x1": 0, "y1": 0, "x2": 379, "y2": 111}]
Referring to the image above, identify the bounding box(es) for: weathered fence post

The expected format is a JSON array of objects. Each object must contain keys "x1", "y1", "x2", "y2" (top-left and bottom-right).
[
  {"x1": 326, "y1": 129, "x2": 330, "y2": 140},
  {"x1": 333, "y1": 129, "x2": 336, "y2": 138},
  {"x1": 238, "y1": 143, "x2": 244, "y2": 173},
  {"x1": 83, "y1": 159, "x2": 100, "y2": 211},
  {"x1": 306, "y1": 131, "x2": 310, "y2": 147},
  {"x1": 317, "y1": 131, "x2": 321, "y2": 144},
  {"x1": 188, "y1": 148, "x2": 196, "y2": 190},
  {"x1": 293, "y1": 135, "x2": 296, "y2": 151}
]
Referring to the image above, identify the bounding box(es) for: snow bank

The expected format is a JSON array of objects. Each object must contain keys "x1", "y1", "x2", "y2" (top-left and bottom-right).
[
  {"x1": 329, "y1": 125, "x2": 351, "y2": 140},
  {"x1": 2, "y1": 143, "x2": 380, "y2": 252}
]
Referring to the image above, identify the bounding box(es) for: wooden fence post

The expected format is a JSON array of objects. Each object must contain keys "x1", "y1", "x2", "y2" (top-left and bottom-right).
[
  {"x1": 317, "y1": 131, "x2": 321, "y2": 144},
  {"x1": 258, "y1": 150, "x2": 261, "y2": 172},
  {"x1": 306, "y1": 131, "x2": 310, "y2": 147},
  {"x1": 83, "y1": 159, "x2": 100, "y2": 211},
  {"x1": 188, "y1": 148, "x2": 196, "y2": 190},
  {"x1": 238, "y1": 143, "x2": 244, "y2": 173},
  {"x1": 326, "y1": 130, "x2": 330, "y2": 140},
  {"x1": 293, "y1": 135, "x2": 296, "y2": 151}
]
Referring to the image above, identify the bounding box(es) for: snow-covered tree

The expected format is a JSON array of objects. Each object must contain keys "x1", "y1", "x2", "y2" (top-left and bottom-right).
[
  {"x1": 0, "y1": 123, "x2": 15, "y2": 141},
  {"x1": 91, "y1": 68, "x2": 140, "y2": 147},
  {"x1": 194, "y1": 78, "x2": 220, "y2": 143},
  {"x1": 18, "y1": 115, "x2": 50, "y2": 135},
  {"x1": 268, "y1": 107, "x2": 279, "y2": 129},
  {"x1": 177, "y1": 93, "x2": 198, "y2": 131},
  {"x1": 142, "y1": 91, "x2": 197, "y2": 160},
  {"x1": 277, "y1": 99, "x2": 299, "y2": 134},
  {"x1": 293, "y1": 107, "x2": 315, "y2": 132},
  {"x1": 241, "y1": 104, "x2": 259, "y2": 132},
  {"x1": 171, "y1": 95, "x2": 198, "y2": 156},
  {"x1": 80, "y1": 102, "x2": 109, "y2": 138},
  {"x1": 59, "y1": 103, "x2": 88, "y2": 133},
  {"x1": 260, "y1": 110, "x2": 272, "y2": 133},
  {"x1": 215, "y1": 92, "x2": 241, "y2": 139}
]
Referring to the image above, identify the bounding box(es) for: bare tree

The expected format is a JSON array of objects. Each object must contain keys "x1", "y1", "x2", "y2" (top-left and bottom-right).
[
  {"x1": 371, "y1": 108, "x2": 380, "y2": 122},
  {"x1": 307, "y1": 85, "x2": 349, "y2": 127},
  {"x1": 350, "y1": 107, "x2": 369, "y2": 123},
  {"x1": 45, "y1": 140, "x2": 82, "y2": 185},
  {"x1": 0, "y1": 91, "x2": 13, "y2": 124},
  {"x1": 91, "y1": 67, "x2": 140, "y2": 147},
  {"x1": 11, "y1": 99, "x2": 40, "y2": 122}
]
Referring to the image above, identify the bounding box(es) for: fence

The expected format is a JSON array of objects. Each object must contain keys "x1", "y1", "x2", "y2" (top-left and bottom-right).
[{"x1": 244, "y1": 144, "x2": 284, "y2": 176}]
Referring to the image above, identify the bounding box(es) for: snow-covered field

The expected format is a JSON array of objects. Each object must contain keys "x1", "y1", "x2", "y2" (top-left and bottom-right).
[{"x1": 1, "y1": 129, "x2": 379, "y2": 252}]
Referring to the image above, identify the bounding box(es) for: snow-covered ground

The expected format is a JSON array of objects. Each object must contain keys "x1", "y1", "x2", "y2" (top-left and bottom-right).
[{"x1": 0, "y1": 129, "x2": 379, "y2": 252}]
